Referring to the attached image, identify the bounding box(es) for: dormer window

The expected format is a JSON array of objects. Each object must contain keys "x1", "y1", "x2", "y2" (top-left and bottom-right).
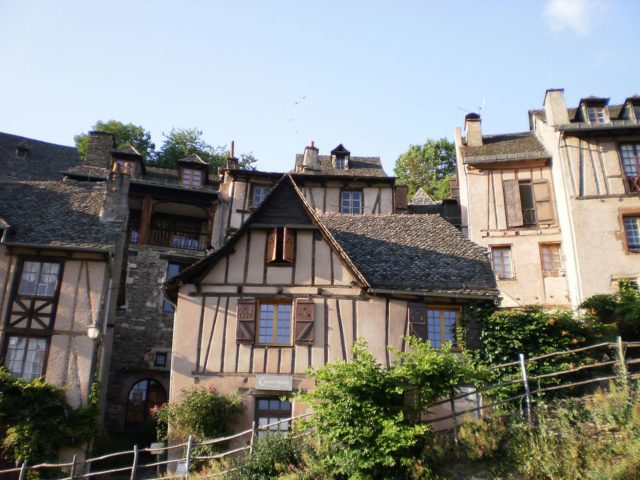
[
  {"x1": 331, "y1": 144, "x2": 351, "y2": 171},
  {"x1": 587, "y1": 106, "x2": 607, "y2": 124},
  {"x1": 335, "y1": 157, "x2": 346, "y2": 170},
  {"x1": 181, "y1": 168, "x2": 203, "y2": 186}
]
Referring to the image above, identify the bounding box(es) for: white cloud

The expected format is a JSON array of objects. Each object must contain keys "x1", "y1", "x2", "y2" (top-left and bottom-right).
[{"x1": 543, "y1": 0, "x2": 603, "y2": 35}]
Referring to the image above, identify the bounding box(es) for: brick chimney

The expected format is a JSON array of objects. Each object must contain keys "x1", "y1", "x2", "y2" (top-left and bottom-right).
[
  {"x1": 86, "y1": 131, "x2": 115, "y2": 168},
  {"x1": 302, "y1": 141, "x2": 320, "y2": 173},
  {"x1": 464, "y1": 113, "x2": 482, "y2": 147},
  {"x1": 543, "y1": 88, "x2": 570, "y2": 126}
]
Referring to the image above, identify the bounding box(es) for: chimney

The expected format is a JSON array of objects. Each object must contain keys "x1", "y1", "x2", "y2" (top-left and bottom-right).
[
  {"x1": 543, "y1": 88, "x2": 569, "y2": 126},
  {"x1": 302, "y1": 140, "x2": 320, "y2": 173},
  {"x1": 85, "y1": 131, "x2": 115, "y2": 168},
  {"x1": 226, "y1": 140, "x2": 239, "y2": 169},
  {"x1": 464, "y1": 113, "x2": 483, "y2": 147},
  {"x1": 100, "y1": 163, "x2": 130, "y2": 223}
]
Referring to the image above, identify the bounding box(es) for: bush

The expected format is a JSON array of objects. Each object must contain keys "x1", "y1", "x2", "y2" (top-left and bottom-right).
[
  {"x1": 0, "y1": 369, "x2": 98, "y2": 463},
  {"x1": 582, "y1": 280, "x2": 640, "y2": 340},
  {"x1": 227, "y1": 434, "x2": 305, "y2": 480}
]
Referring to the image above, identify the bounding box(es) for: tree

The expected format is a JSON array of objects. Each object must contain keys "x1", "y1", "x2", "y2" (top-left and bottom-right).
[
  {"x1": 75, "y1": 120, "x2": 155, "y2": 160},
  {"x1": 296, "y1": 338, "x2": 481, "y2": 479},
  {"x1": 393, "y1": 138, "x2": 456, "y2": 201}
]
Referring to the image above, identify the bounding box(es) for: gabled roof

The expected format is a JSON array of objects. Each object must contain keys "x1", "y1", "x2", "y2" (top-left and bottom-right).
[
  {"x1": 165, "y1": 174, "x2": 497, "y2": 300},
  {"x1": 177, "y1": 153, "x2": 208, "y2": 166},
  {"x1": 294, "y1": 154, "x2": 387, "y2": 177},
  {"x1": 410, "y1": 188, "x2": 437, "y2": 205},
  {"x1": 330, "y1": 144, "x2": 351, "y2": 156}
]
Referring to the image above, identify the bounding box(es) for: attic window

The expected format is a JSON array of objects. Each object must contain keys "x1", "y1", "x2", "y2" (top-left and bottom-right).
[
  {"x1": 335, "y1": 157, "x2": 346, "y2": 170},
  {"x1": 266, "y1": 228, "x2": 295, "y2": 263},
  {"x1": 586, "y1": 106, "x2": 607, "y2": 124},
  {"x1": 181, "y1": 168, "x2": 203, "y2": 186},
  {"x1": 331, "y1": 144, "x2": 350, "y2": 170},
  {"x1": 15, "y1": 146, "x2": 29, "y2": 159}
]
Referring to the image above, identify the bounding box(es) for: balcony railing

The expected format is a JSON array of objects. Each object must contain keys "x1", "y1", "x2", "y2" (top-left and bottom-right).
[
  {"x1": 128, "y1": 226, "x2": 208, "y2": 251},
  {"x1": 627, "y1": 175, "x2": 640, "y2": 193}
]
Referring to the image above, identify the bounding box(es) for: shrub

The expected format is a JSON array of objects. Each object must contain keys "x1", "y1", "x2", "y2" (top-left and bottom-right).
[
  {"x1": 226, "y1": 434, "x2": 305, "y2": 480},
  {"x1": 582, "y1": 280, "x2": 640, "y2": 341},
  {"x1": 0, "y1": 368, "x2": 98, "y2": 463}
]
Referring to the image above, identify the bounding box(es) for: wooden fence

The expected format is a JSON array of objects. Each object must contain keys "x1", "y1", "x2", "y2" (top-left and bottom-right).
[{"x1": 1, "y1": 338, "x2": 638, "y2": 480}]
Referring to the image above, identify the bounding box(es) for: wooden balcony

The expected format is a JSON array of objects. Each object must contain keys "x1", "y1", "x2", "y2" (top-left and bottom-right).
[{"x1": 128, "y1": 226, "x2": 207, "y2": 251}]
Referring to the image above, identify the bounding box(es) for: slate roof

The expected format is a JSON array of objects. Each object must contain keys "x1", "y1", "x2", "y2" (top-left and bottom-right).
[
  {"x1": 460, "y1": 132, "x2": 550, "y2": 164},
  {"x1": 65, "y1": 164, "x2": 218, "y2": 193},
  {"x1": 0, "y1": 179, "x2": 119, "y2": 250},
  {"x1": 294, "y1": 154, "x2": 388, "y2": 177},
  {"x1": 530, "y1": 104, "x2": 628, "y2": 124},
  {"x1": 319, "y1": 213, "x2": 497, "y2": 297},
  {"x1": 0, "y1": 131, "x2": 81, "y2": 180}
]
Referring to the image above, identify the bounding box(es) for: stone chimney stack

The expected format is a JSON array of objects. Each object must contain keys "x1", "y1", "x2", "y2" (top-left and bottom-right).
[
  {"x1": 543, "y1": 88, "x2": 570, "y2": 126},
  {"x1": 302, "y1": 141, "x2": 320, "y2": 173},
  {"x1": 100, "y1": 163, "x2": 131, "y2": 223},
  {"x1": 464, "y1": 113, "x2": 483, "y2": 147},
  {"x1": 226, "y1": 140, "x2": 239, "y2": 169},
  {"x1": 85, "y1": 131, "x2": 115, "y2": 168}
]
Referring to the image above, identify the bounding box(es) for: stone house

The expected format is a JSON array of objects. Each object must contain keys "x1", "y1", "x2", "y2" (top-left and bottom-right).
[
  {"x1": 455, "y1": 88, "x2": 640, "y2": 309},
  {"x1": 165, "y1": 152, "x2": 498, "y2": 435},
  {"x1": 0, "y1": 132, "x2": 127, "y2": 414}
]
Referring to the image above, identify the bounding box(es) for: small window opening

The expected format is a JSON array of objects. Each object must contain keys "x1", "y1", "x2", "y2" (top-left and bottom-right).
[
  {"x1": 16, "y1": 146, "x2": 29, "y2": 159},
  {"x1": 519, "y1": 181, "x2": 536, "y2": 225}
]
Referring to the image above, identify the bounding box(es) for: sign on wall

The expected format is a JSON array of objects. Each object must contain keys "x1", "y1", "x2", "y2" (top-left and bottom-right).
[{"x1": 255, "y1": 374, "x2": 293, "y2": 391}]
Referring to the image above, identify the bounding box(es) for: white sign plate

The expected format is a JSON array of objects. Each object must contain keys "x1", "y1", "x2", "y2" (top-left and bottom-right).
[{"x1": 255, "y1": 374, "x2": 293, "y2": 391}]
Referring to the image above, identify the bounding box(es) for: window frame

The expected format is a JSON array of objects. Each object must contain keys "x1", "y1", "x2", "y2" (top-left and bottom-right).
[
  {"x1": 125, "y1": 378, "x2": 167, "y2": 427},
  {"x1": 180, "y1": 167, "x2": 203, "y2": 187},
  {"x1": 409, "y1": 304, "x2": 461, "y2": 349},
  {"x1": 251, "y1": 185, "x2": 271, "y2": 209},
  {"x1": 17, "y1": 260, "x2": 62, "y2": 298},
  {"x1": 254, "y1": 396, "x2": 292, "y2": 437},
  {"x1": 622, "y1": 215, "x2": 640, "y2": 253},
  {"x1": 3, "y1": 334, "x2": 49, "y2": 381},
  {"x1": 618, "y1": 143, "x2": 640, "y2": 193},
  {"x1": 539, "y1": 243, "x2": 564, "y2": 277},
  {"x1": 490, "y1": 245, "x2": 515, "y2": 280},
  {"x1": 586, "y1": 105, "x2": 608, "y2": 124},
  {"x1": 255, "y1": 300, "x2": 293, "y2": 346},
  {"x1": 162, "y1": 262, "x2": 184, "y2": 313},
  {"x1": 340, "y1": 190, "x2": 363, "y2": 214}
]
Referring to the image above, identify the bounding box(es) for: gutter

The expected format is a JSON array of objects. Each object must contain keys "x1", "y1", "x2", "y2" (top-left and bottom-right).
[{"x1": 367, "y1": 288, "x2": 498, "y2": 301}]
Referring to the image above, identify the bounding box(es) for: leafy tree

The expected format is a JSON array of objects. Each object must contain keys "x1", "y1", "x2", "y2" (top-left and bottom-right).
[
  {"x1": 75, "y1": 120, "x2": 155, "y2": 160},
  {"x1": 393, "y1": 138, "x2": 456, "y2": 200},
  {"x1": 296, "y1": 338, "x2": 481, "y2": 479},
  {"x1": 581, "y1": 280, "x2": 640, "y2": 340},
  {"x1": 0, "y1": 369, "x2": 98, "y2": 463}
]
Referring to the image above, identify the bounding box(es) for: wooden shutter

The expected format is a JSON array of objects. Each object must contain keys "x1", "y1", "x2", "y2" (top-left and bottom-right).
[
  {"x1": 394, "y1": 186, "x2": 408, "y2": 211},
  {"x1": 408, "y1": 302, "x2": 428, "y2": 340},
  {"x1": 503, "y1": 179, "x2": 524, "y2": 228},
  {"x1": 294, "y1": 298, "x2": 315, "y2": 345},
  {"x1": 533, "y1": 179, "x2": 554, "y2": 224},
  {"x1": 283, "y1": 228, "x2": 295, "y2": 263},
  {"x1": 236, "y1": 298, "x2": 256, "y2": 343},
  {"x1": 266, "y1": 228, "x2": 278, "y2": 262}
]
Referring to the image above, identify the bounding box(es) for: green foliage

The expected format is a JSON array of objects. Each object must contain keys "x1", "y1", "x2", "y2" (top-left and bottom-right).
[
  {"x1": 582, "y1": 280, "x2": 640, "y2": 340},
  {"x1": 296, "y1": 338, "x2": 481, "y2": 479},
  {"x1": 393, "y1": 138, "x2": 456, "y2": 200},
  {"x1": 0, "y1": 369, "x2": 98, "y2": 463},
  {"x1": 75, "y1": 120, "x2": 155, "y2": 159},
  {"x1": 153, "y1": 385, "x2": 243, "y2": 444},
  {"x1": 226, "y1": 434, "x2": 306, "y2": 480}
]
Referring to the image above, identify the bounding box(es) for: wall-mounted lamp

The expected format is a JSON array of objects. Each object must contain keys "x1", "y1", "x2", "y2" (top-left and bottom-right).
[{"x1": 87, "y1": 324, "x2": 100, "y2": 339}]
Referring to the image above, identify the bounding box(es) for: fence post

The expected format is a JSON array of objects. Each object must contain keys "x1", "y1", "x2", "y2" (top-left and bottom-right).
[
  {"x1": 449, "y1": 394, "x2": 459, "y2": 447},
  {"x1": 18, "y1": 461, "x2": 27, "y2": 480},
  {"x1": 130, "y1": 445, "x2": 138, "y2": 480},
  {"x1": 615, "y1": 336, "x2": 629, "y2": 387},
  {"x1": 519, "y1": 353, "x2": 532, "y2": 425},
  {"x1": 249, "y1": 421, "x2": 256, "y2": 455},
  {"x1": 185, "y1": 435, "x2": 193, "y2": 480},
  {"x1": 69, "y1": 455, "x2": 77, "y2": 480},
  {"x1": 475, "y1": 389, "x2": 482, "y2": 420}
]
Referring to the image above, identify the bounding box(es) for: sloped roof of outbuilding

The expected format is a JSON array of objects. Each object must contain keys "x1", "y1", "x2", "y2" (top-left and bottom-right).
[{"x1": 460, "y1": 132, "x2": 550, "y2": 164}]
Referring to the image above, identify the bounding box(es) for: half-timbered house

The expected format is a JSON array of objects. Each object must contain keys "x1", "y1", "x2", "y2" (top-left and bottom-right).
[{"x1": 165, "y1": 174, "x2": 498, "y2": 435}]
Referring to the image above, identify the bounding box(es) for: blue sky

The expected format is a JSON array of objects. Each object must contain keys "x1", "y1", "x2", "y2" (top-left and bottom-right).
[{"x1": 0, "y1": 0, "x2": 638, "y2": 173}]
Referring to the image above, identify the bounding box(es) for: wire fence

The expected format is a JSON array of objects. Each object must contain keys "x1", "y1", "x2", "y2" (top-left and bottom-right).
[{"x1": 1, "y1": 338, "x2": 637, "y2": 480}]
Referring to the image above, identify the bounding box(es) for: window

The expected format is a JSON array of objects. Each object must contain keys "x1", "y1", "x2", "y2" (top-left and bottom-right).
[
  {"x1": 266, "y1": 228, "x2": 295, "y2": 263},
  {"x1": 409, "y1": 305, "x2": 459, "y2": 348},
  {"x1": 154, "y1": 352, "x2": 168, "y2": 368},
  {"x1": 252, "y1": 185, "x2": 270, "y2": 208},
  {"x1": 5, "y1": 336, "x2": 47, "y2": 380},
  {"x1": 18, "y1": 261, "x2": 60, "y2": 297},
  {"x1": 163, "y1": 263, "x2": 183, "y2": 312},
  {"x1": 15, "y1": 146, "x2": 29, "y2": 159},
  {"x1": 255, "y1": 397, "x2": 292, "y2": 437},
  {"x1": 257, "y1": 302, "x2": 292, "y2": 345},
  {"x1": 341, "y1": 191, "x2": 362, "y2": 214},
  {"x1": 518, "y1": 181, "x2": 536, "y2": 226},
  {"x1": 181, "y1": 168, "x2": 202, "y2": 186},
  {"x1": 491, "y1": 246, "x2": 514, "y2": 280},
  {"x1": 540, "y1": 244, "x2": 563, "y2": 276},
  {"x1": 587, "y1": 106, "x2": 607, "y2": 124},
  {"x1": 619, "y1": 144, "x2": 640, "y2": 193},
  {"x1": 334, "y1": 157, "x2": 345, "y2": 170},
  {"x1": 503, "y1": 179, "x2": 554, "y2": 228},
  {"x1": 624, "y1": 216, "x2": 640, "y2": 251},
  {"x1": 126, "y1": 379, "x2": 167, "y2": 426}
]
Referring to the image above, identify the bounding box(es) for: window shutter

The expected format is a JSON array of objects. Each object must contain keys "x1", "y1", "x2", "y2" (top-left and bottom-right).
[
  {"x1": 533, "y1": 179, "x2": 554, "y2": 224},
  {"x1": 266, "y1": 228, "x2": 278, "y2": 262},
  {"x1": 394, "y1": 186, "x2": 408, "y2": 210},
  {"x1": 294, "y1": 298, "x2": 314, "y2": 345},
  {"x1": 408, "y1": 302, "x2": 428, "y2": 340},
  {"x1": 503, "y1": 179, "x2": 524, "y2": 228},
  {"x1": 236, "y1": 298, "x2": 256, "y2": 343},
  {"x1": 283, "y1": 228, "x2": 295, "y2": 263}
]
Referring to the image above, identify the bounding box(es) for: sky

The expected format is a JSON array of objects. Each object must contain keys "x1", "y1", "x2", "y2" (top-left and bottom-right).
[{"x1": 1, "y1": 0, "x2": 639, "y2": 174}]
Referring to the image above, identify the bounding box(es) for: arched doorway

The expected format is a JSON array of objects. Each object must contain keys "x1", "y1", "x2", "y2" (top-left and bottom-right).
[{"x1": 125, "y1": 379, "x2": 167, "y2": 428}]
